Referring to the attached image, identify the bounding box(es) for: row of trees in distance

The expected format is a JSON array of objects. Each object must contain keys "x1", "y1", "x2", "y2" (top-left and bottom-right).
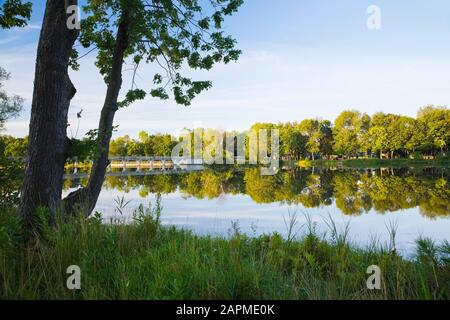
[
  {"x1": 1, "y1": 105, "x2": 449, "y2": 161},
  {"x1": 106, "y1": 105, "x2": 450, "y2": 160}
]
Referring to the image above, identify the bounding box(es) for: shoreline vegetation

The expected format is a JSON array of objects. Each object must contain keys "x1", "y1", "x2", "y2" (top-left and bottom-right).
[
  {"x1": 2, "y1": 107, "x2": 450, "y2": 168},
  {"x1": 1, "y1": 202, "x2": 449, "y2": 300},
  {"x1": 302, "y1": 158, "x2": 450, "y2": 169},
  {"x1": 60, "y1": 157, "x2": 450, "y2": 171}
]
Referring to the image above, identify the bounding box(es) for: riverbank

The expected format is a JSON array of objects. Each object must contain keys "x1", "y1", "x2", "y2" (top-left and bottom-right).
[
  {"x1": 1, "y1": 205, "x2": 449, "y2": 300},
  {"x1": 304, "y1": 158, "x2": 450, "y2": 169},
  {"x1": 59, "y1": 157, "x2": 450, "y2": 172}
]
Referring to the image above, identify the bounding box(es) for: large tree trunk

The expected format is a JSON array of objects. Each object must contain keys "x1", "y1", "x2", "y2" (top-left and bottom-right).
[
  {"x1": 64, "y1": 14, "x2": 129, "y2": 217},
  {"x1": 20, "y1": 0, "x2": 79, "y2": 228}
]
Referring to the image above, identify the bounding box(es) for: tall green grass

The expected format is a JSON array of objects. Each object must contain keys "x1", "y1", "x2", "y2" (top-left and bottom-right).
[{"x1": 0, "y1": 202, "x2": 448, "y2": 300}]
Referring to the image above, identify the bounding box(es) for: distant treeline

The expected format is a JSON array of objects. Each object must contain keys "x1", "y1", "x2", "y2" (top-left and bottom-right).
[
  {"x1": 106, "y1": 105, "x2": 450, "y2": 160},
  {"x1": 1, "y1": 105, "x2": 449, "y2": 160}
]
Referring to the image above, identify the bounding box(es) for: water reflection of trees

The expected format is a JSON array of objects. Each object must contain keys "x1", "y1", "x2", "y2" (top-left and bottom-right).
[{"x1": 63, "y1": 167, "x2": 450, "y2": 218}]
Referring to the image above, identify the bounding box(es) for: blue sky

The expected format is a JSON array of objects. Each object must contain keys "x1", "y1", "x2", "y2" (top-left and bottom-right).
[{"x1": 1, "y1": 0, "x2": 450, "y2": 138}]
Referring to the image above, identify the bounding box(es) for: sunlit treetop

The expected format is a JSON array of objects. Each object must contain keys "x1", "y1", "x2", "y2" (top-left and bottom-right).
[{"x1": 75, "y1": 0, "x2": 244, "y2": 106}]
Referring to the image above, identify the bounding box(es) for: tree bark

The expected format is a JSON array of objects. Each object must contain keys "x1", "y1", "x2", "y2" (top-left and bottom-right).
[
  {"x1": 20, "y1": 0, "x2": 79, "y2": 228},
  {"x1": 63, "y1": 13, "x2": 130, "y2": 217}
]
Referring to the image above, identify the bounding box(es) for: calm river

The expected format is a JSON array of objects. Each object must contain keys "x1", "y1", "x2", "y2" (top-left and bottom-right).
[{"x1": 64, "y1": 166, "x2": 450, "y2": 255}]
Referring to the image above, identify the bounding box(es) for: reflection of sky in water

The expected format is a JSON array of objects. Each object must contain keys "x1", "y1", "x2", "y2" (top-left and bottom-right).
[{"x1": 65, "y1": 186, "x2": 450, "y2": 257}]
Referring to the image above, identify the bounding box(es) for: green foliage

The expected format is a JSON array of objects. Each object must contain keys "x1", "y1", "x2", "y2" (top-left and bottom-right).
[
  {"x1": 277, "y1": 123, "x2": 306, "y2": 160},
  {"x1": 0, "y1": 135, "x2": 27, "y2": 158},
  {"x1": 0, "y1": 66, "x2": 24, "y2": 130},
  {"x1": 0, "y1": 135, "x2": 26, "y2": 208},
  {"x1": 332, "y1": 107, "x2": 450, "y2": 159},
  {"x1": 109, "y1": 132, "x2": 177, "y2": 157},
  {"x1": 104, "y1": 106, "x2": 450, "y2": 161},
  {"x1": 77, "y1": 0, "x2": 243, "y2": 106},
  {"x1": 38, "y1": 105, "x2": 447, "y2": 163},
  {"x1": 67, "y1": 129, "x2": 99, "y2": 161},
  {"x1": 0, "y1": 157, "x2": 23, "y2": 208},
  {"x1": 319, "y1": 120, "x2": 333, "y2": 156},
  {"x1": 418, "y1": 105, "x2": 450, "y2": 153},
  {"x1": 0, "y1": 206, "x2": 22, "y2": 258},
  {"x1": 0, "y1": 0, "x2": 32, "y2": 29},
  {"x1": 109, "y1": 135, "x2": 131, "y2": 157},
  {"x1": 117, "y1": 89, "x2": 146, "y2": 108},
  {"x1": 333, "y1": 110, "x2": 369, "y2": 156},
  {"x1": 298, "y1": 119, "x2": 324, "y2": 160}
]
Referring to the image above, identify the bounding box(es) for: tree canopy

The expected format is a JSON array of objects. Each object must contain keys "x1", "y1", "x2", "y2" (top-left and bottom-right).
[
  {"x1": 332, "y1": 107, "x2": 450, "y2": 159},
  {"x1": 101, "y1": 106, "x2": 450, "y2": 161},
  {"x1": 0, "y1": 0, "x2": 32, "y2": 29},
  {"x1": 76, "y1": 0, "x2": 243, "y2": 106}
]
